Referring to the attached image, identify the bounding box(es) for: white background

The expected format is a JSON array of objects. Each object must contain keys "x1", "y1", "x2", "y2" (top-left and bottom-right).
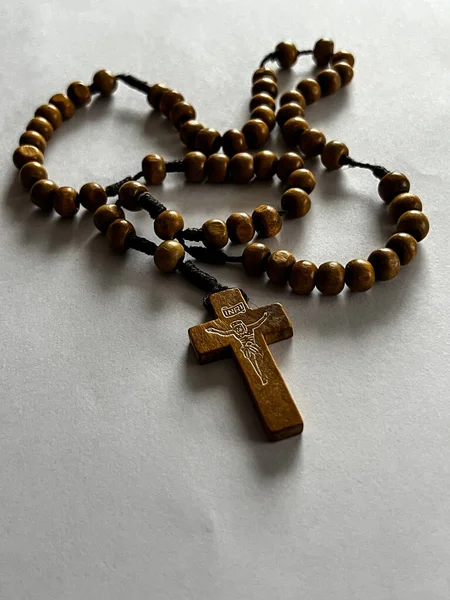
[{"x1": 1, "y1": 1, "x2": 449, "y2": 599}]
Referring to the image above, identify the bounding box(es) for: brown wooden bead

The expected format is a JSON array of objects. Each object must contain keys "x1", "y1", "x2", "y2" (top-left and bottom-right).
[
  {"x1": 252, "y1": 205, "x2": 282, "y2": 238},
  {"x1": 30, "y1": 179, "x2": 58, "y2": 212},
  {"x1": 276, "y1": 41, "x2": 298, "y2": 68},
  {"x1": 252, "y1": 67, "x2": 277, "y2": 83},
  {"x1": 106, "y1": 219, "x2": 135, "y2": 253},
  {"x1": 205, "y1": 153, "x2": 230, "y2": 183},
  {"x1": 281, "y1": 188, "x2": 311, "y2": 218},
  {"x1": 170, "y1": 101, "x2": 196, "y2": 129},
  {"x1": 35, "y1": 104, "x2": 62, "y2": 129},
  {"x1": 282, "y1": 116, "x2": 310, "y2": 146},
  {"x1": 389, "y1": 193, "x2": 422, "y2": 221},
  {"x1": 345, "y1": 259, "x2": 375, "y2": 292},
  {"x1": 299, "y1": 128, "x2": 326, "y2": 157},
  {"x1": 242, "y1": 119, "x2": 269, "y2": 149},
  {"x1": 289, "y1": 260, "x2": 317, "y2": 295},
  {"x1": 93, "y1": 204, "x2": 125, "y2": 234},
  {"x1": 229, "y1": 152, "x2": 254, "y2": 183},
  {"x1": 19, "y1": 161, "x2": 48, "y2": 190},
  {"x1": 179, "y1": 120, "x2": 204, "y2": 149},
  {"x1": 267, "y1": 250, "x2": 296, "y2": 284},
  {"x1": 27, "y1": 116, "x2": 53, "y2": 141},
  {"x1": 13, "y1": 145, "x2": 44, "y2": 169},
  {"x1": 254, "y1": 151, "x2": 278, "y2": 180},
  {"x1": 331, "y1": 51, "x2": 355, "y2": 67},
  {"x1": 378, "y1": 172, "x2": 410, "y2": 203},
  {"x1": 49, "y1": 93, "x2": 76, "y2": 120},
  {"x1": 19, "y1": 130, "x2": 46, "y2": 153},
  {"x1": 79, "y1": 182, "x2": 107, "y2": 212},
  {"x1": 222, "y1": 129, "x2": 248, "y2": 156},
  {"x1": 321, "y1": 141, "x2": 349, "y2": 170},
  {"x1": 276, "y1": 102, "x2": 305, "y2": 126},
  {"x1": 242, "y1": 242, "x2": 271, "y2": 275},
  {"x1": 154, "y1": 210, "x2": 184, "y2": 240},
  {"x1": 286, "y1": 168, "x2": 316, "y2": 193},
  {"x1": 249, "y1": 93, "x2": 276, "y2": 112},
  {"x1": 147, "y1": 83, "x2": 170, "y2": 109},
  {"x1": 313, "y1": 38, "x2": 335, "y2": 67},
  {"x1": 317, "y1": 69, "x2": 341, "y2": 96},
  {"x1": 386, "y1": 233, "x2": 418, "y2": 265},
  {"x1": 67, "y1": 81, "x2": 91, "y2": 107},
  {"x1": 276, "y1": 152, "x2": 304, "y2": 182},
  {"x1": 250, "y1": 106, "x2": 276, "y2": 131},
  {"x1": 53, "y1": 186, "x2": 80, "y2": 218},
  {"x1": 184, "y1": 151, "x2": 206, "y2": 183},
  {"x1": 195, "y1": 128, "x2": 222, "y2": 156},
  {"x1": 93, "y1": 69, "x2": 117, "y2": 96},
  {"x1": 315, "y1": 261, "x2": 345, "y2": 295},
  {"x1": 202, "y1": 219, "x2": 229, "y2": 249},
  {"x1": 368, "y1": 248, "x2": 401, "y2": 281},
  {"x1": 142, "y1": 153, "x2": 166, "y2": 184},
  {"x1": 159, "y1": 90, "x2": 184, "y2": 118},
  {"x1": 297, "y1": 79, "x2": 322, "y2": 105},
  {"x1": 252, "y1": 77, "x2": 278, "y2": 98},
  {"x1": 397, "y1": 210, "x2": 429, "y2": 241},
  {"x1": 279, "y1": 90, "x2": 306, "y2": 109},
  {"x1": 118, "y1": 181, "x2": 146, "y2": 211},
  {"x1": 154, "y1": 240, "x2": 185, "y2": 272},
  {"x1": 226, "y1": 213, "x2": 255, "y2": 244},
  {"x1": 333, "y1": 62, "x2": 354, "y2": 86}
]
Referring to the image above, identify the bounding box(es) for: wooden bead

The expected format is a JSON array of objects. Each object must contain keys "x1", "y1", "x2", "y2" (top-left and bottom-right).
[
  {"x1": 30, "y1": 179, "x2": 58, "y2": 212},
  {"x1": 79, "y1": 182, "x2": 107, "y2": 212},
  {"x1": 276, "y1": 152, "x2": 304, "y2": 182},
  {"x1": 226, "y1": 213, "x2": 255, "y2": 244},
  {"x1": 313, "y1": 38, "x2": 334, "y2": 67},
  {"x1": 252, "y1": 67, "x2": 277, "y2": 83},
  {"x1": 331, "y1": 51, "x2": 355, "y2": 67},
  {"x1": 202, "y1": 219, "x2": 229, "y2": 249},
  {"x1": 118, "y1": 181, "x2": 146, "y2": 211},
  {"x1": 321, "y1": 141, "x2": 349, "y2": 170},
  {"x1": 49, "y1": 93, "x2": 76, "y2": 120},
  {"x1": 184, "y1": 151, "x2": 206, "y2": 183},
  {"x1": 279, "y1": 90, "x2": 306, "y2": 109},
  {"x1": 242, "y1": 242, "x2": 271, "y2": 275},
  {"x1": 315, "y1": 261, "x2": 345, "y2": 295},
  {"x1": 142, "y1": 153, "x2": 166, "y2": 184},
  {"x1": 317, "y1": 69, "x2": 341, "y2": 96},
  {"x1": 345, "y1": 259, "x2": 375, "y2": 292},
  {"x1": 333, "y1": 62, "x2": 354, "y2": 86},
  {"x1": 242, "y1": 119, "x2": 269, "y2": 149},
  {"x1": 93, "y1": 69, "x2": 117, "y2": 96},
  {"x1": 276, "y1": 102, "x2": 304, "y2": 126},
  {"x1": 297, "y1": 79, "x2": 322, "y2": 105},
  {"x1": 276, "y1": 41, "x2": 298, "y2": 69},
  {"x1": 299, "y1": 128, "x2": 326, "y2": 157},
  {"x1": 67, "y1": 81, "x2": 91, "y2": 107},
  {"x1": 147, "y1": 83, "x2": 170, "y2": 109},
  {"x1": 159, "y1": 90, "x2": 184, "y2": 118},
  {"x1": 154, "y1": 210, "x2": 184, "y2": 240},
  {"x1": 179, "y1": 120, "x2": 204, "y2": 149},
  {"x1": 286, "y1": 168, "x2": 316, "y2": 193},
  {"x1": 106, "y1": 219, "x2": 135, "y2": 253},
  {"x1": 389, "y1": 193, "x2": 423, "y2": 221},
  {"x1": 170, "y1": 101, "x2": 196, "y2": 129},
  {"x1": 368, "y1": 248, "x2": 401, "y2": 281},
  {"x1": 254, "y1": 151, "x2": 278, "y2": 180},
  {"x1": 53, "y1": 186, "x2": 80, "y2": 218},
  {"x1": 19, "y1": 161, "x2": 48, "y2": 190},
  {"x1": 282, "y1": 116, "x2": 310, "y2": 146},
  {"x1": 27, "y1": 116, "x2": 53, "y2": 141},
  {"x1": 252, "y1": 77, "x2": 278, "y2": 98},
  {"x1": 13, "y1": 145, "x2": 44, "y2": 169},
  {"x1": 35, "y1": 104, "x2": 62, "y2": 129},
  {"x1": 205, "y1": 153, "x2": 230, "y2": 183},
  {"x1": 154, "y1": 240, "x2": 185, "y2": 272},
  {"x1": 249, "y1": 93, "x2": 276, "y2": 112},
  {"x1": 93, "y1": 204, "x2": 125, "y2": 234},
  {"x1": 222, "y1": 129, "x2": 248, "y2": 157},
  {"x1": 229, "y1": 152, "x2": 254, "y2": 183},
  {"x1": 267, "y1": 250, "x2": 296, "y2": 284},
  {"x1": 19, "y1": 130, "x2": 46, "y2": 153},
  {"x1": 397, "y1": 210, "x2": 429, "y2": 241},
  {"x1": 386, "y1": 233, "x2": 418, "y2": 265},
  {"x1": 289, "y1": 260, "x2": 317, "y2": 295},
  {"x1": 281, "y1": 188, "x2": 311, "y2": 218},
  {"x1": 378, "y1": 172, "x2": 410, "y2": 203},
  {"x1": 252, "y1": 205, "x2": 282, "y2": 238},
  {"x1": 250, "y1": 106, "x2": 276, "y2": 131},
  {"x1": 195, "y1": 128, "x2": 222, "y2": 156}
]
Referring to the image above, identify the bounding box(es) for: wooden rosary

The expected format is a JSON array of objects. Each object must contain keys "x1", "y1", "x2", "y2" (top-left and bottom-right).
[{"x1": 12, "y1": 38, "x2": 430, "y2": 441}]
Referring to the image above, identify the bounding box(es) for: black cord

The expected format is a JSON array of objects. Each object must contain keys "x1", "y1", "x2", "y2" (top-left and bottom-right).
[{"x1": 340, "y1": 155, "x2": 389, "y2": 180}]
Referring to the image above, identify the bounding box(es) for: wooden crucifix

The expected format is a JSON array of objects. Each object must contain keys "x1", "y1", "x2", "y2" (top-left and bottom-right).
[{"x1": 188, "y1": 288, "x2": 303, "y2": 441}]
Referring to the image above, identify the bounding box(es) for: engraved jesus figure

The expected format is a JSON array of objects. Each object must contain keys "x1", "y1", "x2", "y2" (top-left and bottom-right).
[{"x1": 206, "y1": 312, "x2": 269, "y2": 385}]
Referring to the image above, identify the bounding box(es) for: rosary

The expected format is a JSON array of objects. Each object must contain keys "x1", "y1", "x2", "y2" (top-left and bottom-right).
[{"x1": 12, "y1": 38, "x2": 430, "y2": 442}]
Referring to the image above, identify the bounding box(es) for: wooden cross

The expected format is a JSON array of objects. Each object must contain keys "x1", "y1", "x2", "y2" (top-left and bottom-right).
[{"x1": 188, "y1": 288, "x2": 303, "y2": 441}]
